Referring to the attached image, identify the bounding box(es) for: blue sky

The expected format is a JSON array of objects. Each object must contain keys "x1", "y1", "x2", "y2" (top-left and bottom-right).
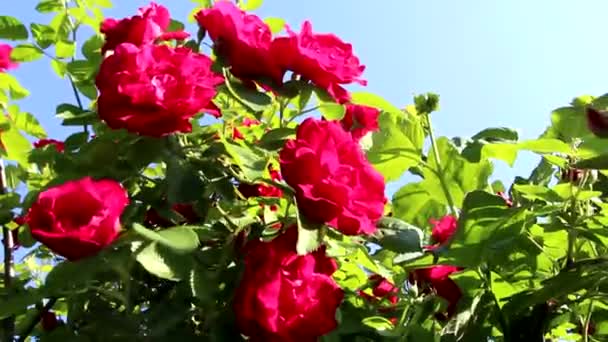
[{"x1": 2, "y1": 0, "x2": 608, "y2": 191}]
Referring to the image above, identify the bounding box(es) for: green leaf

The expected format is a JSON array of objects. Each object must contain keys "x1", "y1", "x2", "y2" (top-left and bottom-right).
[
  {"x1": 264, "y1": 17, "x2": 285, "y2": 34},
  {"x1": 366, "y1": 111, "x2": 424, "y2": 182},
  {"x1": 64, "y1": 131, "x2": 89, "y2": 151},
  {"x1": 351, "y1": 91, "x2": 402, "y2": 114},
  {"x1": 518, "y1": 139, "x2": 573, "y2": 154},
  {"x1": 10, "y1": 44, "x2": 43, "y2": 62},
  {"x1": 392, "y1": 182, "x2": 445, "y2": 229},
  {"x1": 318, "y1": 102, "x2": 346, "y2": 120},
  {"x1": 0, "y1": 73, "x2": 29, "y2": 99},
  {"x1": 35, "y1": 0, "x2": 64, "y2": 13},
  {"x1": 12, "y1": 111, "x2": 47, "y2": 138},
  {"x1": 30, "y1": 23, "x2": 56, "y2": 49},
  {"x1": 165, "y1": 157, "x2": 206, "y2": 204},
  {"x1": 67, "y1": 59, "x2": 97, "y2": 81},
  {"x1": 471, "y1": 127, "x2": 519, "y2": 141},
  {"x1": 50, "y1": 59, "x2": 67, "y2": 77},
  {"x1": 223, "y1": 140, "x2": 269, "y2": 181},
  {"x1": 223, "y1": 73, "x2": 272, "y2": 112},
  {"x1": 296, "y1": 224, "x2": 323, "y2": 255},
  {"x1": 443, "y1": 191, "x2": 530, "y2": 267},
  {"x1": 132, "y1": 223, "x2": 200, "y2": 253},
  {"x1": 574, "y1": 154, "x2": 608, "y2": 170},
  {"x1": 0, "y1": 124, "x2": 32, "y2": 166},
  {"x1": 240, "y1": 0, "x2": 263, "y2": 11},
  {"x1": 362, "y1": 316, "x2": 395, "y2": 332},
  {"x1": 414, "y1": 92, "x2": 440, "y2": 114},
  {"x1": 0, "y1": 290, "x2": 44, "y2": 319},
  {"x1": 135, "y1": 241, "x2": 193, "y2": 281},
  {"x1": 81, "y1": 34, "x2": 103, "y2": 62},
  {"x1": 167, "y1": 19, "x2": 185, "y2": 32},
  {"x1": 513, "y1": 184, "x2": 563, "y2": 203},
  {"x1": 376, "y1": 217, "x2": 424, "y2": 254},
  {"x1": 550, "y1": 106, "x2": 591, "y2": 140},
  {"x1": 258, "y1": 127, "x2": 295, "y2": 150},
  {"x1": 0, "y1": 16, "x2": 28, "y2": 40},
  {"x1": 55, "y1": 40, "x2": 75, "y2": 59}
]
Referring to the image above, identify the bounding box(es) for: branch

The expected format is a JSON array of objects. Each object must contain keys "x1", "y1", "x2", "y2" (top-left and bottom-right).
[
  {"x1": 16, "y1": 298, "x2": 57, "y2": 342},
  {"x1": 1, "y1": 159, "x2": 15, "y2": 341}
]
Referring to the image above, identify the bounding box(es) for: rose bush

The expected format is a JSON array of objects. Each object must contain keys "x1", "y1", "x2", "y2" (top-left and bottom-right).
[{"x1": 2, "y1": 0, "x2": 608, "y2": 341}]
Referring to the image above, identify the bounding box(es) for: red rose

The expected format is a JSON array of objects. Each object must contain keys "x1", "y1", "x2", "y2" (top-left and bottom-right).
[
  {"x1": 100, "y1": 2, "x2": 189, "y2": 53},
  {"x1": 279, "y1": 118, "x2": 385, "y2": 235},
  {"x1": 271, "y1": 21, "x2": 366, "y2": 103},
  {"x1": 25, "y1": 177, "x2": 129, "y2": 261},
  {"x1": 195, "y1": 1, "x2": 282, "y2": 83},
  {"x1": 586, "y1": 107, "x2": 608, "y2": 138},
  {"x1": 233, "y1": 226, "x2": 343, "y2": 341},
  {"x1": 0, "y1": 44, "x2": 17, "y2": 72},
  {"x1": 370, "y1": 275, "x2": 399, "y2": 305},
  {"x1": 340, "y1": 104, "x2": 380, "y2": 141},
  {"x1": 233, "y1": 117, "x2": 261, "y2": 140},
  {"x1": 429, "y1": 215, "x2": 457, "y2": 246},
  {"x1": 412, "y1": 266, "x2": 462, "y2": 318},
  {"x1": 238, "y1": 165, "x2": 283, "y2": 199},
  {"x1": 41, "y1": 310, "x2": 59, "y2": 331},
  {"x1": 33, "y1": 138, "x2": 65, "y2": 152},
  {"x1": 96, "y1": 43, "x2": 223, "y2": 137}
]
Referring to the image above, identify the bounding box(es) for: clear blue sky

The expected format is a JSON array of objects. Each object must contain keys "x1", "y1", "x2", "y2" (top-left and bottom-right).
[{"x1": 2, "y1": 0, "x2": 608, "y2": 192}]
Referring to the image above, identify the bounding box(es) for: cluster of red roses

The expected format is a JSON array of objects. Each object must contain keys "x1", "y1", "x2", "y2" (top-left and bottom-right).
[{"x1": 14, "y1": 1, "x2": 463, "y2": 340}]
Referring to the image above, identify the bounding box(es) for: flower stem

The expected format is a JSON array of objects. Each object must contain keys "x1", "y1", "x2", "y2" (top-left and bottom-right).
[
  {"x1": 424, "y1": 114, "x2": 458, "y2": 217},
  {"x1": 1, "y1": 159, "x2": 15, "y2": 341}
]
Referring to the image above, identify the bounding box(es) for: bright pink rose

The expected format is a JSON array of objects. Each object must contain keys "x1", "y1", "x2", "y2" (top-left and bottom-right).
[
  {"x1": 271, "y1": 21, "x2": 366, "y2": 103},
  {"x1": 25, "y1": 177, "x2": 129, "y2": 261},
  {"x1": 0, "y1": 44, "x2": 17, "y2": 72},
  {"x1": 586, "y1": 107, "x2": 608, "y2": 138},
  {"x1": 96, "y1": 43, "x2": 223, "y2": 137},
  {"x1": 279, "y1": 118, "x2": 385, "y2": 235},
  {"x1": 100, "y1": 2, "x2": 189, "y2": 53},
  {"x1": 33, "y1": 138, "x2": 65, "y2": 152},
  {"x1": 412, "y1": 266, "x2": 462, "y2": 318},
  {"x1": 429, "y1": 215, "x2": 457, "y2": 246},
  {"x1": 234, "y1": 226, "x2": 343, "y2": 341},
  {"x1": 195, "y1": 1, "x2": 282, "y2": 83},
  {"x1": 359, "y1": 274, "x2": 398, "y2": 305},
  {"x1": 340, "y1": 104, "x2": 380, "y2": 140}
]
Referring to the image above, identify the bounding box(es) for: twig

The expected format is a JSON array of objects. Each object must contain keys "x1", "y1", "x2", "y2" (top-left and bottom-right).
[
  {"x1": 16, "y1": 298, "x2": 57, "y2": 342},
  {"x1": 1, "y1": 159, "x2": 15, "y2": 341}
]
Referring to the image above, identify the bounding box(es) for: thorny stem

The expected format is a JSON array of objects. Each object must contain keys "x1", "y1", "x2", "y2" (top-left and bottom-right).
[
  {"x1": 1, "y1": 159, "x2": 15, "y2": 341},
  {"x1": 424, "y1": 114, "x2": 458, "y2": 217}
]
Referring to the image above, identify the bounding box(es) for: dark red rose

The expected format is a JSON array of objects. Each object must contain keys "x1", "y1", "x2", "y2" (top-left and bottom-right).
[
  {"x1": 33, "y1": 139, "x2": 65, "y2": 152},
  {"x1": 429, "y1": 215, "x2": 457, "y2": 246},
  {"x1": 195, "y1": 1, "x2": 283, "y2": 83},
  {"x1": 370, "y1": 275, "x2": 399, "y2": 305},
  {"x1": 586, "y1": 107, "x2": 608, "y2": 138},
  {"x1": 234, "y1": 226, "x2": 343, "y2": 341},
  {"x1": 41, "y1": 310, "x2": 59, "y2": 332},
  {"x1": 25, "y1": 177, "x2": 129, "y2": 261},
  {"x1": 96, "y1": 43, "x2": 223, "y2": 137},
  {"x1": 100, "y1": 2, "x2": 189, "y2": 53},
  {"x1": 271, "y1": 21, "x2": 366, "y2": 103},
  {"x1": 280, "y1": 118, "x2": 385, "y2": 235},
  {"x1": 412, "y1": 266, "x2": 462, "y2": 318},
  {"x1": 340, "y1": 104, "x2": 380, "y2": 141},
  {"x1": 0, "y1": 44, "x2": 17, "y2": 72}
]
